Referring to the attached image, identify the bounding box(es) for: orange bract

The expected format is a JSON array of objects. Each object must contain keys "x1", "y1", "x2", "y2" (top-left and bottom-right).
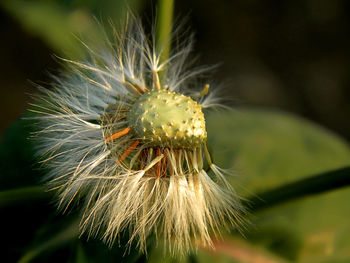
[
  {"x1": 104, "y1": 127, "x2": 131, "y2": 142},
  {"x1": 118, "y1": 140, "x2": 140, "y2": 164}
]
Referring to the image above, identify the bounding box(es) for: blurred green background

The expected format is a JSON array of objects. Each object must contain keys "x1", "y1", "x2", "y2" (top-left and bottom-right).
[
  {"x1": 1, "y1": 0, "x2": 350, "y2": 140},
  {"x1": 0, "y1": 0, "x2": 350, "y2": 262}
]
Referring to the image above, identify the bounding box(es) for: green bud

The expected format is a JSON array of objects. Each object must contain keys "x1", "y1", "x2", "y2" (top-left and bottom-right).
[{"x1": 127, "y1": 89, "x2": 207, "y2": 148}]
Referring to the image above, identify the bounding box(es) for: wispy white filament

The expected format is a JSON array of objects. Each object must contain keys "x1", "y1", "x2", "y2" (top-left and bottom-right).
[{"x1": 32, "y1": 17, "x2": 244, "y2": 256}]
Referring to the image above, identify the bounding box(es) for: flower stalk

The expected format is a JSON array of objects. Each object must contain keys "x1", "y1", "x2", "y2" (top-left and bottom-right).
[{"x1": 156, "y1": 0, "x2": 174, "y2": 80}]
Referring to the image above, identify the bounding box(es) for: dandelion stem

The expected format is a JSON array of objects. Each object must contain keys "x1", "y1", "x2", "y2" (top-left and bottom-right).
[
  {"x1": 246, "y1": 166, "x2": 350, "y2": 212},
  {"x1": 152, "y1": 70, "x2": 161, "y2": 90},
  {"x1": 156, "y1": 0, "x2": 174, "y2": 80}
]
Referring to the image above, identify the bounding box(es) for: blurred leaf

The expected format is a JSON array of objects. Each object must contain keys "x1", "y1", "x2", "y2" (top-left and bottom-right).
[
  {"x1": 147, "y1": 241, "x2": 190, "y2": 263},
  {"x1": 0, "y1": 117, "x2": 41, "y2": 189},
  {"x1": 1, "y1": 0, "x2": 95, "y2": 58},
  {"x1": 0, "y1": 186, "x2": 50, "y2": 207},
  {"x1": 196, "y1": 237, "x2": 288, "y2": 263},
  {"x1": 3, "y1": 108, "x2": 350, "y2": 262},
  {"x1": 206, "y1": 109, "x2": 350, "y2": 262},
  {"x1": 0, "y1": 0, "x2": 145, "y2": 58},
  {"x1": 244, "y1": 188, "x2": 350, "y2": 263},
  {"x1": 206, "y1": 108, "x2": 350, "y2": 195},
  {"x1": 76, "y1": 236, "x2": 147, "y2": 263},
  {"x1": 75, "y1": 243, "x2": 89, "y2": 263},
  {"x1": 69, "y1": 0, "x2": 145, "y2": 23}
]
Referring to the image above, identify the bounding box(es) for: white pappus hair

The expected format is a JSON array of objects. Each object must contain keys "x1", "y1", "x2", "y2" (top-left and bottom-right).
[{"x1": 30, "y1": 16, "x2": 245, "y2": 256}]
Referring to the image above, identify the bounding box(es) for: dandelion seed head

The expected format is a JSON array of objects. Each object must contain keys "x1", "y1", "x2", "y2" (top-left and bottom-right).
[
  {"x1": 127, "y1": 89, "x2": 206, "y2": 148},
  {"x1": 31, "y1": 15, "x2": 245, "y2": 256}
]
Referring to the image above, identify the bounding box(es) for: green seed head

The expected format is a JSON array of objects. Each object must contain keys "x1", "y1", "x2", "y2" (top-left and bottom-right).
[{"x1": 128, "y1": 89, "x2": 207, "y2": 148}]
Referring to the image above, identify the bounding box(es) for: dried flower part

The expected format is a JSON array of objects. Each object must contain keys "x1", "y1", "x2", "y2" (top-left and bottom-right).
[{"x1": 32, "y1": 17, "x2": 244, "y2": 256}]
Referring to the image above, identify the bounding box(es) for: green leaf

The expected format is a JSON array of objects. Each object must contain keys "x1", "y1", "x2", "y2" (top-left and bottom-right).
[
  {"x1": 196, "y1": 236, "x2": 288, "y2": 263},
  {"x1": 0, "y1": 0, "x2": 145, "y2": 58},
  {"x1": 246, "y1": 187, "x2": 350, "y2": 263},
  {"x1": 147, "y1": 241, "x2": 190, "y2": 263},
  {"x1": 206, "y1": 108, "x2": 350, "y2": 195},
  {"x1": 205, "y1": 109, "x2": 350, "y2": 262},
  {"x1": 1, "y1": 0, "x2": 93, "y2": 58}
]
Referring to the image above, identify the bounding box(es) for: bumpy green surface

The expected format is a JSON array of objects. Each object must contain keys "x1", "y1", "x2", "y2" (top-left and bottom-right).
[{"x1": 127, "y1": 89, "x2": 206, "y2": 148}]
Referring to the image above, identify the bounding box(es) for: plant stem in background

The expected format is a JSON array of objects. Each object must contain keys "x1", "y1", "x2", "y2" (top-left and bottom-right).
[
  {"x1": 2, "y1": 166, "x2": 349, "y2": 214},
  {"x1": 0, "y1": 186, "x2": 51, "y2": 207},
  {"x1": 2, "y1": 167, "x2": 350, "y2": 213},
  {"x1": 156, "y1": 0, "x2": 174, "y2": 74},
  {"x1": 18, "y1": 219, "x2": 80, "y2": 263},
  {"x1": 246, "y1": 166, "x2": 350, "y2": 212}
]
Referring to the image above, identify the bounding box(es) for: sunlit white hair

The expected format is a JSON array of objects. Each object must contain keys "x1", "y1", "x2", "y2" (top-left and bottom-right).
[{"x1": 31, "y1": 15, "x2": 244, "y2": 255}]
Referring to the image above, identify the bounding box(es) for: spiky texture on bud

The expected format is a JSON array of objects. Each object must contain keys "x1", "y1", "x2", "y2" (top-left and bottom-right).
[{"x1": 31, "y1": 16, "x2": 244, "y2": 255}]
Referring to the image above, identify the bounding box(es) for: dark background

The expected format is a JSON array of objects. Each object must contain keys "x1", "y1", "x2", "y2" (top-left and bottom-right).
[
  {"x1": 1, "y1": 0, "x2": 350, "y2": 140},
  {"x1": 1, "y1": 1, "x2": 350, "y2": 262}
]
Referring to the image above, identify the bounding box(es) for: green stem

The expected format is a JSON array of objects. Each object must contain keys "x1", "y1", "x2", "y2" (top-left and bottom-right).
[
  {"x1": 156, "y1": 0, "x2": 174, "y2": 72},
  {"x1": 18, "y1": 219, "x2": 80, "y2": 263},
  {"x1": 0, "y1": 185, "x2": 51, "y2": 207},
  {"x1": 245, "y1": 166, "x2": 350, "y2": 212}
]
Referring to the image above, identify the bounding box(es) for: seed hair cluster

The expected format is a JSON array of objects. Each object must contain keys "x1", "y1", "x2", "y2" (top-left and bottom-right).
[{"x1": 32, "y1": 17, "x2": 244, "y2": 255}]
